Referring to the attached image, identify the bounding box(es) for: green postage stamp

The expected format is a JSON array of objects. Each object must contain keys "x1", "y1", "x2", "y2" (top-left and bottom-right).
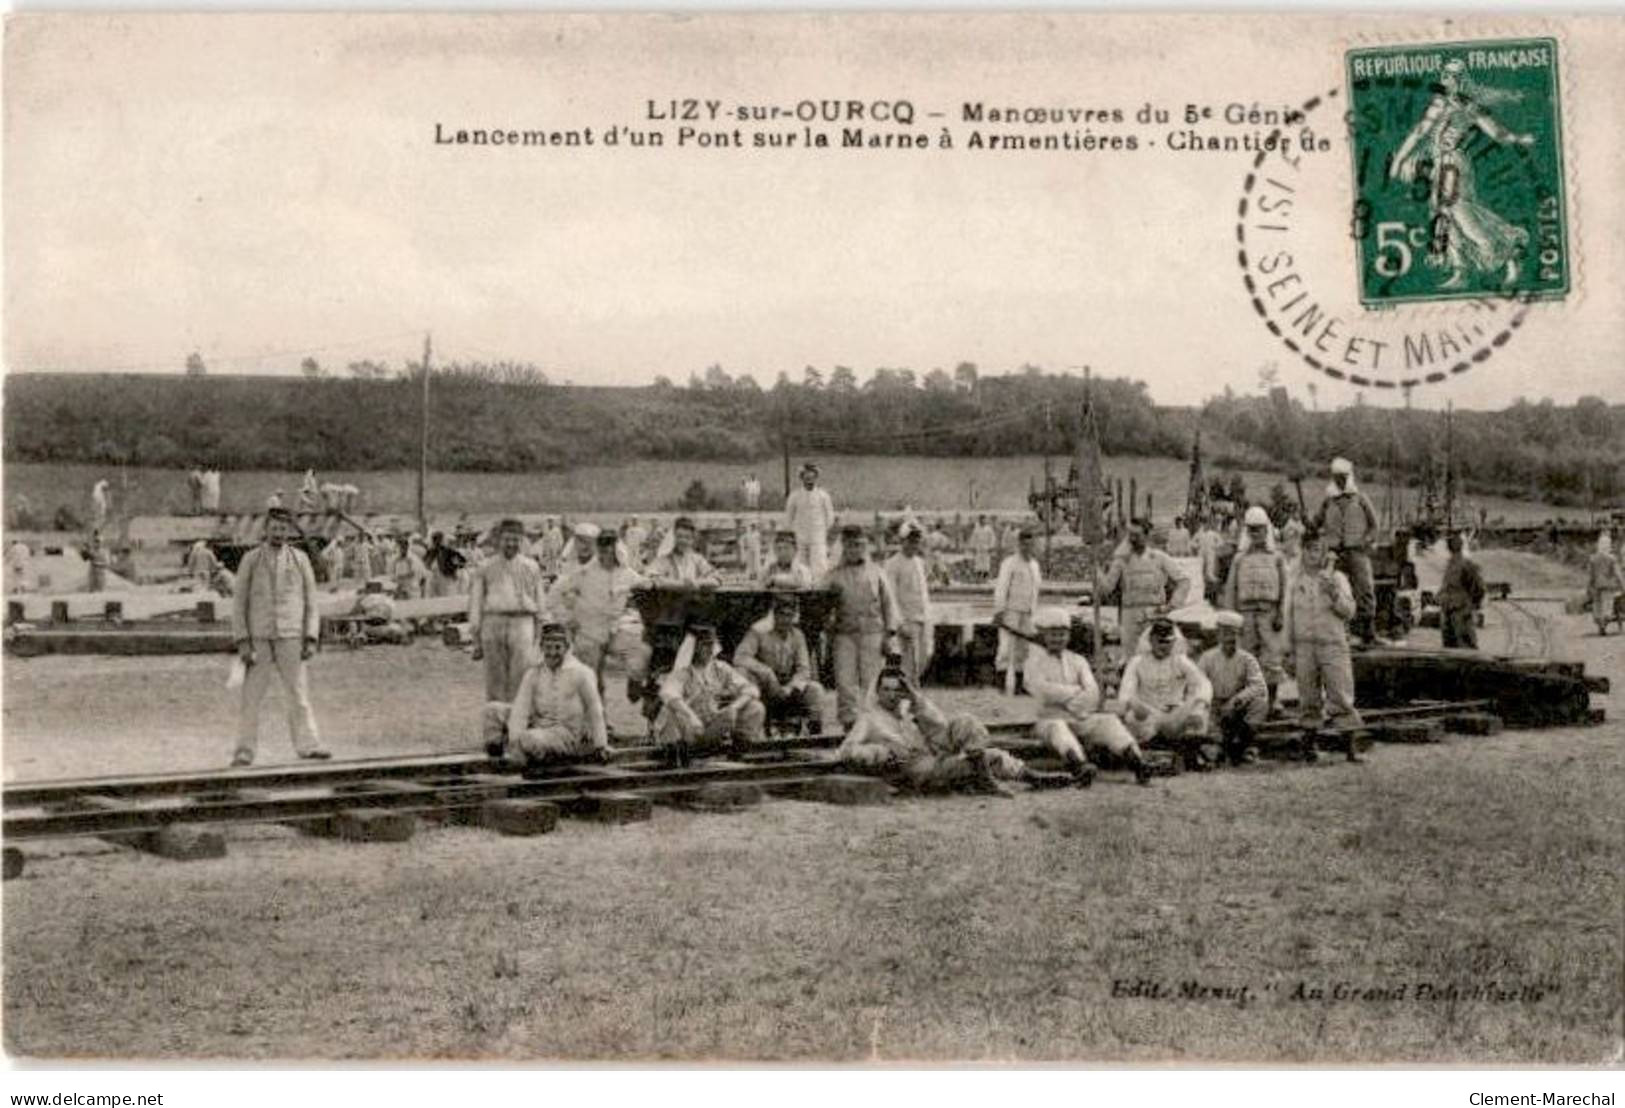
[{"x1": 1345, "y1": 38, "x2": 1568, "y2": 306}]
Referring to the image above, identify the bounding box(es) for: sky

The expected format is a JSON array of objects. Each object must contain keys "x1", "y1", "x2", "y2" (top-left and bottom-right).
[{"x1": 5, "y1": 12, "x2": 1623, "y2": 414}]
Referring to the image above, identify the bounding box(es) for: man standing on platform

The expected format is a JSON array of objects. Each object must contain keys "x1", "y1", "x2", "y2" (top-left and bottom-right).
[
  {"x1": 992, "y1": 526, "x2": 1043, "y2": 695},
  {"x1": 1197, "y1": 611, "x2": 1269, "y2": 764},
  {"x1": 785, "y1": 462, "x2": 836, "y2": 577},
  {"x1": 1438, "y1": 530, "x2": 1487, "y2": 648},
  {"x1": 469, "y1": 518, "x2": 545, "y2": 705},
  {"x1": 883, "y1": 522, "x2": 936, "y2": 687},
  {"x1": 1314, "y1": 457, "x2": 1381, "y2": 646},
  {"x1": 1221, "y1": 505, "x2": 1288, "y2": 713},
  {"x1": 230, "y1": 507, "x2": 327, "y2": 766},
  {"x1": 1100, "y1": 520, "x2": 1191, "y2": 667},
  {"x1": 824, "y1": 524, "x2": 898, "y2": 727}
]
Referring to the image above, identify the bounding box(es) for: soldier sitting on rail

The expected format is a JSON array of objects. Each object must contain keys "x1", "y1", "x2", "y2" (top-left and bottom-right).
[
  {"x1": 1197, "y1": 611, "x2": 1268, "y2": 765},
  {"x1": 733, "y1": 592, "x2": 826, "y2": 735},
  {"x1": 1023, "y1": 607, "x2": 1150, "y2": 786},
  {"x1": 838, "y1": 660, "x2": 1075, "y2": 796},
  {"x1": 654, "y1": 623, "x2": 766, "y2": 756},
  {"x1": 1118, "y1": 617, "x2": 1215, "y2": 770},
  {"x1": 484, "y1": 621, "x2": 610, "y2": 765}
]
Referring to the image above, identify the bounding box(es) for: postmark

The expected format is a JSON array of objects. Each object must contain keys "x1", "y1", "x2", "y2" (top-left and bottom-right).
[{"x1": 1345, "y1": 38, "x2": 1568, "y2": 306}]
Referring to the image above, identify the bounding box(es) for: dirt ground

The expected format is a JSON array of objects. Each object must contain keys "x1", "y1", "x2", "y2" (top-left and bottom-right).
[{"x1": 2, "y1": 554, "x2": 1620, "y2": 1062}]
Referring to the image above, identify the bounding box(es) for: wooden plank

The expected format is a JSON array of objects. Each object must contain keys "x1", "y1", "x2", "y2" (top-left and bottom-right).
[
  {"x1": 3, "y1": 847, "x2": 24, "y2": 880},
  {"x1": 558, "y1": 792, "x2": 652, "y2": 824},
  {"x1": 470, "y1": 799, "x2": 560, "y2": 836}
]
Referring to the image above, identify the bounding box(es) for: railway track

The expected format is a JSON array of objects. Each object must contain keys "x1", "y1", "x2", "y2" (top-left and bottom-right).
[{"x1": 3, "y1": 698, "x2": 1498, "y2": 860}]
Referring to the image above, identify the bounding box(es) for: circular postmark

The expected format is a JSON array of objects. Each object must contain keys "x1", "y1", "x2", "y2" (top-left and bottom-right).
[{"x1": 1236, "y1": 40, "x2": 1565, "y2": 392}]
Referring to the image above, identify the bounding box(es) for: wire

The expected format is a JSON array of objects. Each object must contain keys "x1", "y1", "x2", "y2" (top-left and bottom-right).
[{"x1": 9, "y1": 329, "x2": 424, "y2": 375}]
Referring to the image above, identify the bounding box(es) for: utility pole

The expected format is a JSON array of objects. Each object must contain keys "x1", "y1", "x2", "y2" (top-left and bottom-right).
[{"x1": 417, "y1": 332, "x2": 432, "y2": 535}]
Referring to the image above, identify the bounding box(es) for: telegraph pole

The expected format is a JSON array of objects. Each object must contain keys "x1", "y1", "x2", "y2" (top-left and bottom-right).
[{"x1": 417, "y1": 332, "x2": 432, "y2": 535}]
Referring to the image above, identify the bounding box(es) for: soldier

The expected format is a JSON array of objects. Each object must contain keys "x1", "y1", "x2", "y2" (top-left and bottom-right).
[
  {"x1": 1118, "y1": 617, "x2": 1213, "y2": 769},
  {"x1": 654, "y1": 624, "x2": 766, "y2": 756},
  {"x1": 992, "y1": 526, "x2": 1043, "y2": 695},
  {"x1": 823, "y1": 524, "x2": 898, "y2": 727},
  {"x1": 1024, "y1": 607, "x2": 1151, "y2": 785},
  {"x1": 1438, "y1": 530, "x2": 1487, "y2": 648},
  {"x1": 760, "y1": 529, "x2": 815, "y2": 589},
  {"x1": 733, "y1": 592, "x2": 826, "y2": 734},
  {"x1": 646, "y1": 517, "x2": 721, "y2": 586},
  {"x1": 553, "y1": 529, "x2": 651, "y2": 699},
  {"x1": 485, "y1": 620, "x2": 610, "y2": 765},
  {"x1": 1221, "y1": 505, "x2": 1288, "y2": 713},
  {"x1": 883, "y1": 523, "x2": 936, "y2": 687},
  {"x1": 1100, "y1": 520, "x2": 1192, "y2": 668},
  {"x1": 784, "y1": 462, "x2": 837, "y2": 576},
  {"x1": 229, "y1": 507, "x2": 327, "y2": 766},
  {"x1": 1285, "y1": 529, "x2": 1363, "y2": 761},
  {"x1": 1197, "y1": 611, "x2": 1269, "y2": 765},
  {"x1": 1313, "y1": 457, "x2": 1381, "y2": 646},
  {"x1": 970, "y1": 515, "x2": 997, "y2": 580},
  {"x1": 469, "y1": 518, "x2": 546, "y2": 704},
  {"x1": 838, "y1": 661, "x2": 1073, "y2": 795},
  {"x1": 1586, "y1": 532, "x2": 1624, "y2": 637}
]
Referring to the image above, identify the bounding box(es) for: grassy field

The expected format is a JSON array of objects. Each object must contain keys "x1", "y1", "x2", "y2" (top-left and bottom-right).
[
  {"x1": 3, "y1": 457, "x2": 1574, "y2": 525},
  {"x1": 3, "y1": 556, "x2": 1619, "y2": 1062}
]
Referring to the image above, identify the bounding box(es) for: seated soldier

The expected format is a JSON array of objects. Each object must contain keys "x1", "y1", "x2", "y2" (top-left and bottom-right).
[
  {"x1": 838, "y1": 661, "x2": 1073, "y2": 796},
  {"x1": 732, "y1": 592, "x2": 826, "y2": 734},
  {"x1": 654, "y1": 623, "x2": 766, "y2": 756},
  {"x1": 1197, "y1": 610, "x2": 1269, "y2": 765},
  {"x1": 1023, "y1": 607, "x2": 1151, "y2": 785},
  {"x1": 1118, "y1": 616, "x2": 1215, "y2": 769},
  {"x1": 482, "y1": 621, "x2": 610, "y2": 765},
  {"x1": 760, "y1": 529, "x2": 816, "y2": 589}
]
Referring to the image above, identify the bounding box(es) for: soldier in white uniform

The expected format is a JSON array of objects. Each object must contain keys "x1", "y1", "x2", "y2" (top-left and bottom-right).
[
  {"x1": 230, "y1": 508, "x2": 328, "y2": 766},
  {"x1": 1285, "y1": 529, "x2": 1363, "y2": 761},
  {"x1": 882, "y1": 523, "x2": 935, "y2": 687},
  {"x1": 992, "y1": 526, "x2": 1043, "y2": 695},
  {"x1": 760, "y1": 530, "x2": 815, "y2": 589},
  {"x1": 655, "y1": 624, "x2": 766, "y2": 756},
  {"x1": 784, "y1": 462, "x2": 836, "y2": 577},
  {"x1": 1197, "y1": 611, "x2": 1269, "y2": 765},
  {"x1": 1024, "y1": 607, "x2": 1153, "y2": 785},
  {"x1": 552, "y1": 529, "x2": 651, "y2": 698},
  {"x1": 1221, "y1": 505, "x2": 1288, "y2": 713},
  {"x1": 485, "y1": 621, "x2": 610, "y2": 764},
  {"x1": 1119, "y1": 617, "x2": 1213, "y2": 768},
  {"x1": 469, "y1": 518, "x2": 546, "y2": 704},
  {"x1": 646, "y1": 517, "x2": 721, "y2": 586}
]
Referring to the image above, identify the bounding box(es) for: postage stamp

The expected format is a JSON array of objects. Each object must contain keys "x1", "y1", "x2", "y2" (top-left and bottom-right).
[{"x1": 1344, "y1": 38, "x2": 1568, "y2": 307}]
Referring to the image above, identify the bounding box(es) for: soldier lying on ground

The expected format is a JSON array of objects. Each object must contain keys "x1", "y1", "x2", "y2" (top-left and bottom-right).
[{"x1": 837, "y1": 661, "x2": 1076, "y2": 796}]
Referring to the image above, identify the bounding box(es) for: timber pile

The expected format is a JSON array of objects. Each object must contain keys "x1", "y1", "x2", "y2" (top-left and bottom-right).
[{"x1": 1350, "y1": 647, "x2": 1606, "y2": 727}]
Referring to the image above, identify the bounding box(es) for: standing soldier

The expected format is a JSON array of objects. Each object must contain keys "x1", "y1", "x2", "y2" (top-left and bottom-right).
[
  {"x1": 823, "y1": 524, "x2": 898, "y2": 728},
  {"x1": 784, "y1": 462, "x2": 836, "y2": 576},
  {"x1": 1285, "y1": 529, "x2": 1363, "y2": 761},
  {"x1": 970, "y1": 515, "x2": 997, "y2": 581},
  {"x1": 1100, "y1": 520, "x2": 1192, "y2": 666},
  {"x1": 90, "y1": 478, "x2": 111, "y2": 530},
  {"x1": 1438, "y1": 530, "x2": 1487, "y2": 648},
  {"x1": 1197, "y1": 611, "x2": 1269, "y2": 765},
  {"x1": 390, "y1": 535, "x2": 427, "y2": 599},
  {"x1": 992, "y1": 526, "x2": 1043, "y2": 695},
  {"x1": 1586, "y1": 532, "x2": 1624, "y2": 637},
  {"x1": 86, "y1": 530, "x2": 109, "y2": 593},
  {"x1": 1314, "y1": 457, "x2": 1381, "y2": 646},
  {"x1": 760, "y1": 529, "x2": 815, "y2": 589},
  {"x1": 1221, "y1": 505, "x2": 1288, "y2": 713},
  {"x1": 229, "y1": 507, "x2": 327, "y2": 766},
  {"x1": 469, "y1": 518, "x2": 546, "y2": 705},
  {"x1": 646, "y1": 517, "x2": 722, "y2": 586},
  {"x1": 553, "y1": 529, "x2": 651, "y2": 699},
  {"x1": 883, "y1": 523, "x2": 936, "y2": 687},
  {"x1": 738, "y1": 518, "x2": 763, "y2": 579},
  {"x1": 622, "y1": 516, "x2": 650, "y2": 571},
  {"x1": 188, "y1": 538, "x2": 220, "y2": 590}
]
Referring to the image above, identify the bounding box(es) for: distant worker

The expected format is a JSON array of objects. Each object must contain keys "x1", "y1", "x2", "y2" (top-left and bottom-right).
[
  {"x1": 187, "y1": 466, "x2": 205, "y2": 515},
  {"x1": 1438, "y1": 530, "x2": 1488, "y2": 648},
  {"x1": 1313, "y1": 457, "x2": 1380, "y2": 646},
  {"x1": 1024, "y1": 607, "x2": 1151, "y2": 785},
  {"x1": 1285, "y1": 529, "x2": 1362, "y2": 761},
  {"x1": 655, "y1": 624, "x2": 766, "y2": 756},
  {"x1": 621, "y1": 516, "x2": 649, "y2": 571},
  {"x1": 90, "y1": 478, "x2": 110, "y2": 530},
  {"x1": 646, "y1": 517, "x2": 721, "y2": 586},
  {"x1": 298, "y1": 469, "x2": 320, "y2": 512},
  {"x1": 1100, "y1": 520, "x2": 1192, "y2": 665},
  {"x1": 425, "y1": 531, "x2": 466, "y2": 598},
  {"x1": 1221, "y1": 505, "x2": 1288, "y2": 712},
  {"x1": 969, "y1": 515, "x2": 997, "y2": 580},
  {"x1": 1280, "y1": 504, "x2": 1306, "y2": 563},
  {"x1": 839, "y1": 661, "x2": 1072, "y2": 795},
  {"x1": 1198, "y1": 611, "x2": 1268, "y2": 765},
  {"x1": 1195, "y1": 514, "x2": 1224, "y2": 602},
  {"x1": 823, "y1": 523, "x2": 899, "y2": 728},
  {"x1": 201, "y1": 468, "x2": 222, "y2": 513},
  {"x1": 759, "y1": 529, "x2": 815, "y2": 589},
  {"x1": 742, "y1": 472, "x2": 762, "y2": 512},
  {"x1": 86, "y1": 530, "x2": 109, "y2": 593},
  {"x1": 992, "y1": 526, "x2": 1043, "y2": 695},
  {"x1": 230, "y1": 507, "x2": 327, "y2": 766},
  {"x1": 1587, "y1": 532, "x2": 1625, "y2": 637},
  {"x1": 188, "y1": 539, "x2": 220, "y2": 589},
  {"x1": 1166, "y1": 516, "x2": 1193, "y2": 557},
  {"x1": 469, "y1": 518, "x2": 545, "y2": 704},
  {"x1": 733, "y1": 592, "x2": 825, "y2": 734},
  {"x1": 784, "y1": 462, "x2": 837, "y2": 577},
  {"x1": 883, "y1": 523, "x2": 936, "y2": 686},
  {"x1": 738, "y1": 518, "x2": 763, "y2": 579},
  {"x1": 4, "y1": 539, "x2": 33, "y2": 595},
  {"x1": 1118, "y1": 617, "x2": 1213, "y2": 769},
  {"x1": 485, "y1": 621, "x2": 609, "y2": 765},
  {"x1": 319, "y1": 534, "x2": 346, "y2": 584},
  {"x1": 390, "y1": 536, "x2": 428, "y2": 599}
]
